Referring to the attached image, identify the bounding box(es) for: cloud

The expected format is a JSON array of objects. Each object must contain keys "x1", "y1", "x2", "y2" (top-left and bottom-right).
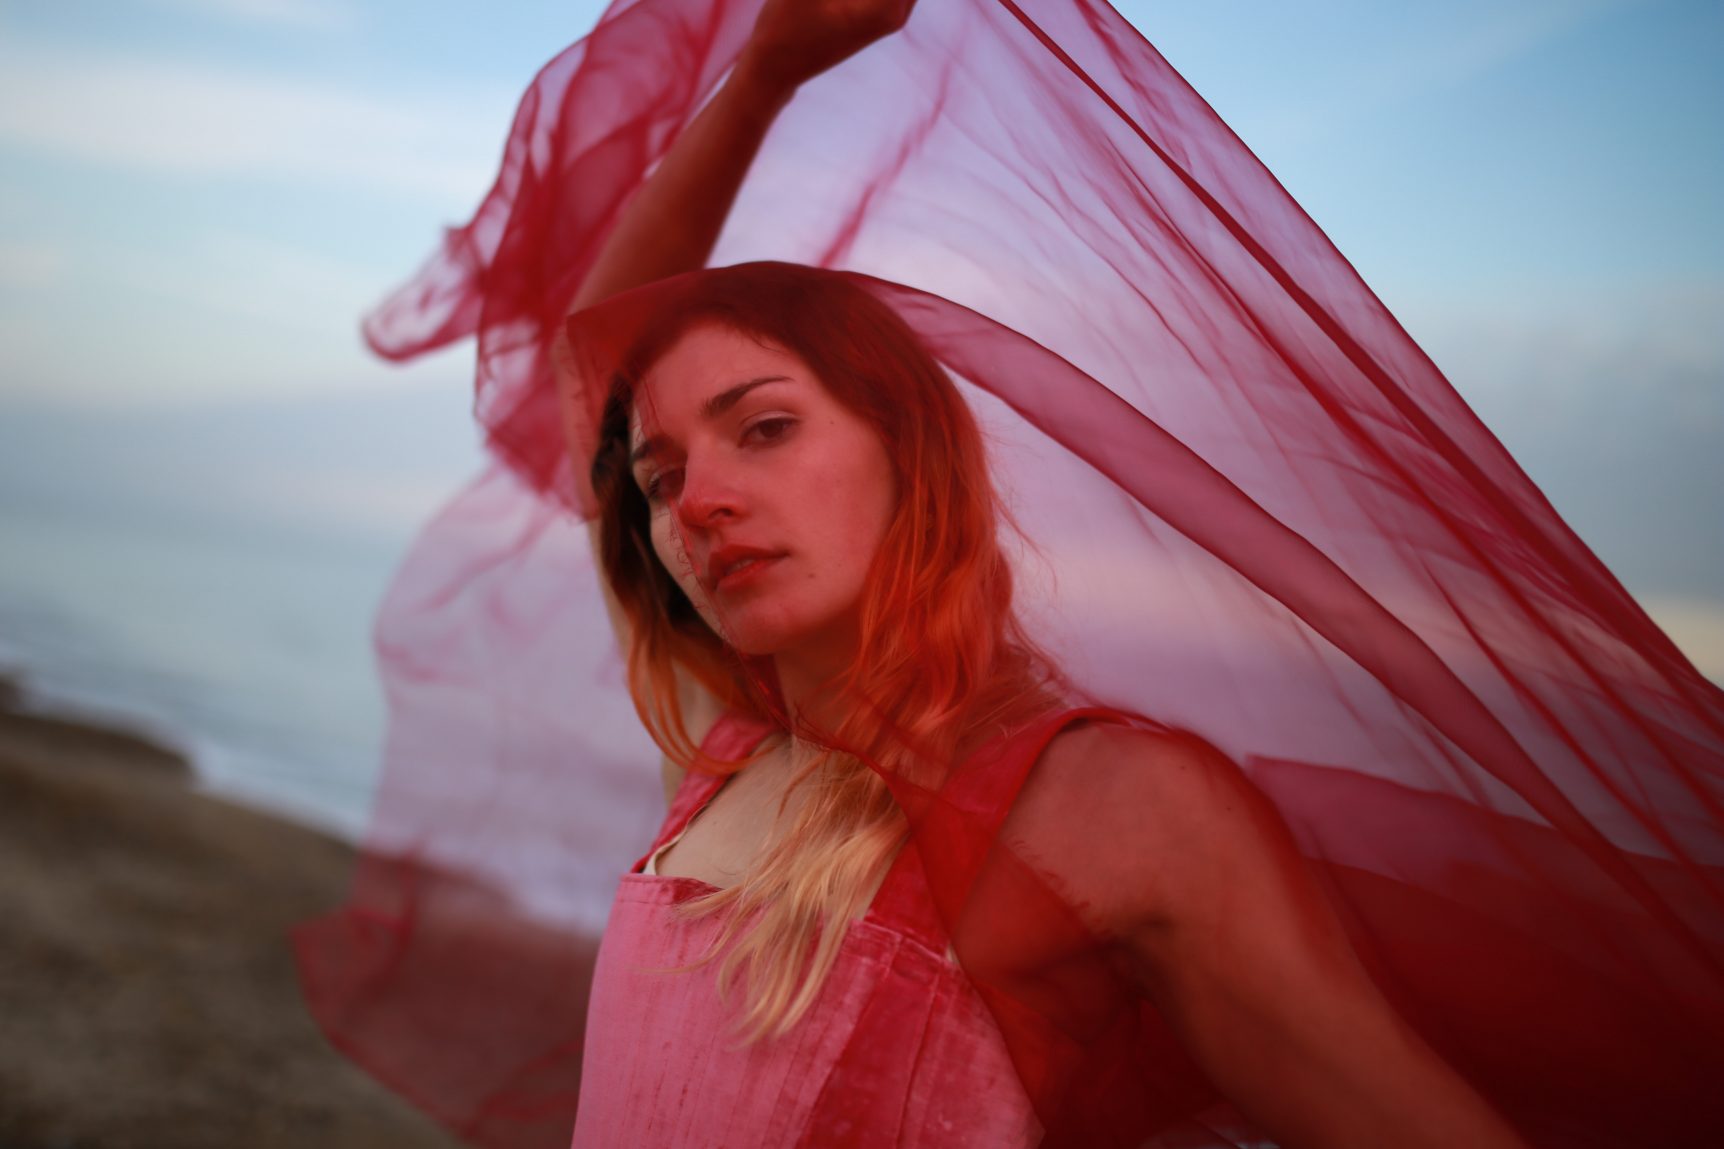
[
  {"x1": 0, "y1": 39, "x2": 505, "y2": 202},
  {"x1": 0, "y1": 383, "x2": 482, "y2": 542},
  {"x1": 0, "y1": 236, "x2": 468, "y2": 405},
  {"x1": 139, "y1": 0, "x2": 358, "y2": 33},
  {"x1": 113, "y1": 229, "x2": 392, "y2": 333},
  {"x1": 0, "y1": 221, "x2": 419, "y2": 401}
]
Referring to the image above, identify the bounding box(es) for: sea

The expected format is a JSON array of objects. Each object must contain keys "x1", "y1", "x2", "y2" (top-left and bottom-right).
[{"x1": 0, "y1": 385, "x2": 483, "y2": 839}]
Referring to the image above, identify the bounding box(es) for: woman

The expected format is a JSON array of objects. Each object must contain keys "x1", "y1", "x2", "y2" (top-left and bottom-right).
[
  {"x1": 298, "y1": 1, "x2": 1724, "y2": 1146},
  {"x1": 568, "y1": 262, "x2": 1530, "y2": 1145},
  {"x1": 555, "y1": 2, "x2": 1529, "y2": 1144}
]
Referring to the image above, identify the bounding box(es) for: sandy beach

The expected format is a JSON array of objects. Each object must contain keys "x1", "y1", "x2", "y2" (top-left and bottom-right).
[{"x1": 0, "y1": 672, "x2": 461, "y2": 1149}]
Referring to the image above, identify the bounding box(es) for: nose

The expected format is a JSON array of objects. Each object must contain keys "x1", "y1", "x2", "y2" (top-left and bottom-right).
[{"x1": 671, "y1": 455, "x2": 743, "y2": 531}]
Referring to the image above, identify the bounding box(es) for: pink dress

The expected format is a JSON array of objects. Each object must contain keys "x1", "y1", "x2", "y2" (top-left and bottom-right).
[{"x1": 568, "y1": 713, "x2": 1079, "y2": 1148}]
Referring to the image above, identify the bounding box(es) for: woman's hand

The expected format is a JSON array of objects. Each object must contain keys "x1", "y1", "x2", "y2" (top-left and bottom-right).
[{"x1": 736, "y1": 0, "x2": 917, "y2": 95}]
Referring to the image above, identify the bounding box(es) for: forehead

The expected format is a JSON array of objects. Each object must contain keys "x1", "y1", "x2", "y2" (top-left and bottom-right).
[{"x1": 628, "y1": 322, "x2": 812, "y2": 440}]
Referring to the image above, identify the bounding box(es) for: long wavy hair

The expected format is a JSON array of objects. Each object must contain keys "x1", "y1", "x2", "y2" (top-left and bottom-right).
[{"x1": 588, "y1": 262, "x2": 1063, "y2": 1039}]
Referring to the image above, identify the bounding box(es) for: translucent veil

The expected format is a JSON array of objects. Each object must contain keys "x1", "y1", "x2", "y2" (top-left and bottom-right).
[{"x1": 291, "y1": 1, "x2": 1724, "y2": 1146}]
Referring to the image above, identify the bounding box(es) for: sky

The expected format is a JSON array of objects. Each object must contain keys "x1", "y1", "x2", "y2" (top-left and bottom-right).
[{"x1": 0, "y1": 0, "x2": 1720, "y2": 674}]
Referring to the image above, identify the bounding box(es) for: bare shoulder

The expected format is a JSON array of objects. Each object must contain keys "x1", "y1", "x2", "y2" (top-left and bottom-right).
[
  {"x1": 1027, "y1": 719, "x2": 1260, "y2": 843},
  {"x1": 1034, "y1": 719, "x2": 1245, "y2": 809},
  {"x1": 1010, "y1": 718, "x2": 1296, "y2": 935}
]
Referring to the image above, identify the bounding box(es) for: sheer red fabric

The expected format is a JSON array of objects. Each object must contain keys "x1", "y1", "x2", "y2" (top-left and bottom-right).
[{"x1": 291, "y1": 1, "x2": 1724, "y2": 1147}]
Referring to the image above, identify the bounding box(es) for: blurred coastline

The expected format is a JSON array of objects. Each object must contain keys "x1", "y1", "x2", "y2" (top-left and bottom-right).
[
  {"x1": 0, "y1": 668, "x2": 459, "y2": 1147},
  {"x1": 0, "y1": 388, "x2": 478, "y2": 1145},
  {"x1": 0, "y1": 386, "x2": 484, "y2": 840}
]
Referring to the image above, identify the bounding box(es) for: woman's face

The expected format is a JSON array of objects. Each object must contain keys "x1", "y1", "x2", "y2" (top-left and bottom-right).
[{"x1": 628, "y1": 321, "x2": 897, "y2": 662}]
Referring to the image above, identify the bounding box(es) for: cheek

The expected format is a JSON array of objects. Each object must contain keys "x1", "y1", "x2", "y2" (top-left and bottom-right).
[{"x1": 833, "y1": 443, "x2": 898, "y2": 565}]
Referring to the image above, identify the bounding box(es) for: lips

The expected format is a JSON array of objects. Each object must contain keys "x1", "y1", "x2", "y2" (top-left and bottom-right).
[{"x1": 704, "y1": 545, "x2": 785, "y2": 591}]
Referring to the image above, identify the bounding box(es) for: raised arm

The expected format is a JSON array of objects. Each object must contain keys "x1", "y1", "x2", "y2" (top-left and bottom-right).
[
  {"x1": 567, "y1": 0, "x2": 916, "y2": 798},
  {"x1": 570, "y1": 0, "x2": 917, "y2": 313}
]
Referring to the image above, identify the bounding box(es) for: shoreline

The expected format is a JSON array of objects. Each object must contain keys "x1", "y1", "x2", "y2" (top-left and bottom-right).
[
  {"x1": 0, "y1": 643, "x2": 375, "y2": 844},
  {"x1": 0, "y1": 670, "x2": 460, "y2": 1148}
]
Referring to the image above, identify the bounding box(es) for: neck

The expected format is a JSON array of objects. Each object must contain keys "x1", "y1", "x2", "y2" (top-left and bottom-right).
[{"x1": 771, "y1": 627, "x2": 860, "y2": 738}]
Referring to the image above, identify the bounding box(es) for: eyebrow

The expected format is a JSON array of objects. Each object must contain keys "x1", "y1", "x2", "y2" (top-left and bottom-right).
[{"x1": 628, "y1": 375, "x2": 792, "y2": 467}]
